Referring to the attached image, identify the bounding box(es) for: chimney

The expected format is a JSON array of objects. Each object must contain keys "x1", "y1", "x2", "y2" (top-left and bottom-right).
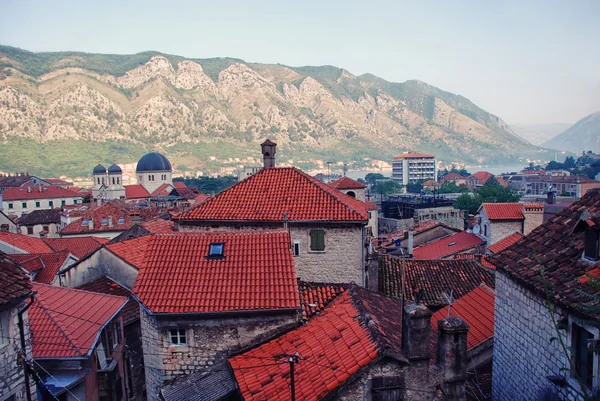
[
  {"x1": 547, "y1": 190, "x2": 555, "y2": 205},
  {"x1": 108, "y1": 216, "x2": 113, "y2": 227},
  {"x1": 89, "y1": 219, "x2": 94, "y2": 230},
  {"x1": 407, "y1": 230, "x2": 414, "y2": 255},
  {"x1": 437, "y1": 316, "x2": 469, "y2": 401},
  {"x1": 402, "y1": 303, "x2": 432, "y2": 361},
  {"x1": 261, "y1": 139, "x2": 277, "y2": 168}
]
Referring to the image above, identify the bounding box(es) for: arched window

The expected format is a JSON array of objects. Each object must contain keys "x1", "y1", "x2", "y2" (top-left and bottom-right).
[
  {"x1": 117, "y1": 177, "x2": 119, "y2": 185},
  {"x1": 97, "y1": 178, "x2": 100, "y2": 185},
  {"x1": 112, "y1": 177, "x2": 115, "y2": 185},
  {"x1": 148, "y1": 175, "x2": 152, "y2": 181},
  {"x1": 346, "y1": 191, "x2": 356, "y2": 198}
]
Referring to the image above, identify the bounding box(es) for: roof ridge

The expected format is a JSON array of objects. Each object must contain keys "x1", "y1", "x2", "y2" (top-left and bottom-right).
[{"x1": 34, "y1": 282, "x2": 129, "y2": 301}]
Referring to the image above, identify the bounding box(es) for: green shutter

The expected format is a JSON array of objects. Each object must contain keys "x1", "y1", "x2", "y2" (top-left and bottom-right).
[{"x1": 310, "y1": 230, "x2": 325, "y2": 251}]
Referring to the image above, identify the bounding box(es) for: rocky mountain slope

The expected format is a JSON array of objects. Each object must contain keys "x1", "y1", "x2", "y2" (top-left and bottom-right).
[
  {"x1": 510, "y1": 122, "x2": 571, "y2": 146},
  {"x1": 0, "y1": 45, "x2": 549, "y2": 177},
  {"x1": 542, "y1": 112, "x2": 600, "y2": 154}
]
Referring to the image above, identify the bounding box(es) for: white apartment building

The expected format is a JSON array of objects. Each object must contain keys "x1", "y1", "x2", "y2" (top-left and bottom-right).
[
  {"x1": 1, "y1": 186, "x2": 83, "y2": 217},
  {"x1": 392, "y1": 152, "x2": 437, "y2": 186}
]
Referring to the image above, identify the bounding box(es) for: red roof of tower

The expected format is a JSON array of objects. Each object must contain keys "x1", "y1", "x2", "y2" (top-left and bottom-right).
[
  {"x1": 480, "y1": 203, "x2": 525, "y2": 220},
  {"x1": 329, "y1": 176, "x2": 367, "y2": 190}
]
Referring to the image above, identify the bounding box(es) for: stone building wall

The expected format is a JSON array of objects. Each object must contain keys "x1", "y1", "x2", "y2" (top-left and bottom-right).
[
  {"x1": 177, "y1": 223, "x2": 365, "y2": 285},
  {"x1": 0, "y1": 302, "x2": 34, "y2": 401},
  {"x1": 523, "y1": 206, "x2": 544, "y2": 235},
  {"x1": 479, "y1": 209, "x2": 522, "y2": 245},
  {"x1": 493, "y1": 271, "x2": 594, "y2": 401},
  {"x1": 141, "y1": 310, "x2": 298, "y2": 401}
]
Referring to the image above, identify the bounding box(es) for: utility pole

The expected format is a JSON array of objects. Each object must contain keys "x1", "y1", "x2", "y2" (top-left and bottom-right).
[
  {"x1": 326, "y1": 161, "x2": 332, "y2": 183},
  {"x1": 287, "y1": 353, "x2": 300, "y2": 401}
]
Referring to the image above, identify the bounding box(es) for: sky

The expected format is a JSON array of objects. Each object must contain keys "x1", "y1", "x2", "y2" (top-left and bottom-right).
[{"x1": 1, "y1": 0, "x2": 599, "y2": 125}]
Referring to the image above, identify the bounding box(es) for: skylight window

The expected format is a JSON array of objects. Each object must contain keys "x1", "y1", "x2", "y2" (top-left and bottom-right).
[
  {"x1": 101, "y1": 218, "x2": 108, "y2": 225},
  {"x1": 117, "y1": 217, "x2": 125, "y2": 224},
  {"x1": 208, "y1": 242, "x2": 224, "y2": 257},
  {"x1": 82, "y1": 219, "x2": 89, "y2": 226}
]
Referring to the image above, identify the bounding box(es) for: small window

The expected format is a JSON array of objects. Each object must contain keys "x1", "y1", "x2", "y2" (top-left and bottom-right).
[
  {"x1": 8, "y1": 203, "x2": 13, "y2": 209},
  {"x1": 97, "y1": 178, "x2": 100, "y2": 185},
  {"x1": 42, "y1": 225, "x2": 49, "y2": 232},
  {"x1": 584, "y1": 229, "x2": 599, "y2": 261},
  {"x1": 112, "y1": 177, "x2": 115, "y2": 185},
  {"x1": 61, "y1": 200, "x2": 66, "y2": 207},
  {"x1": 22, "y1": 202, "x2": 27, "y2": 209},
  {"x1": 82, "y1": 219, "x2": 89, "y2": 226},
  {"x1": 73, "y1": 200, "x2": 78, "y2": 204},
  {"x1": 101, "y1": 218, "x2": 108, "y2": 225},
  {"x1": 572, "y1": 324, "x2": 594, "y2": 387},
  {"x1": 209, "y1": 242, "x2": 224, "y2": 257},
  {"x1": 35, "y1": 201, "x2": 40, "y2": 208},
  {"x1": 117, "y1": 217, "x2": 125, "y2": 224},
  {"x1": 0, "y1": 312, "x2": 9, "y2": 347},
  {"x1": 293, "y1": 241, "x2": 300, "y2": 257},
  {"x1": 170, "y1": 328, "x2": 187, "y2": 345},
  {"x1": 0, "y1": 224, "x2": 9, "y2": 232},
  {"x1": 113, "y1": 322, "x2": 122, "y2": 349},
  {"x1": 117, "y1": 178, "x2": 120, "y2": 185},
  {"x1": 27, "y1": 227, "x2": 34, "y2": 235},
  {"x1": 48, "y1": 201, "x2": 53, "y2": 207},
  {"x1": 310, "y1": 229, "x2": 325, "y2": 251}
]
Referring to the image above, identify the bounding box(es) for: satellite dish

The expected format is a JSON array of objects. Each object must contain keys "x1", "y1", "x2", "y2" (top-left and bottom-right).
[{"x1": 473, "y1": 224, "x2": 481, "y2": 235}]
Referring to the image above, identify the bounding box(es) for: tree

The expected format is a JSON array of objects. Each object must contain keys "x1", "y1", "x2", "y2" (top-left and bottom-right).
[
  {"x1": 438, "y1": 165, "x2": 470, "y2": 180},
  {"x1": 374, "y1": 180, "x2": 402, "y2": 196},
  {"x1": 453, "y1": 193, "x2": 480, "y2": 215},
  {"x1": 438, "y1": 181, "x2": 468, "y2": 194},
  {"x1": 406, "y1": 180, "x2": 425, "y2": 194},
  {"x1": 564, "y1": 156, "x2": 576, "y2": 169},
  {"x1": 365, "y1": 173, "x2": 385, "y2": 186},
  {"x1": 477, "y1": 179, "x2": 520, "y2": 203},
  {"x1": 82, "y1": 194, "x2": 91, "y2": 204},
  {"x1": 546, "y1": 160, "x2": 565, "y2": 171}
]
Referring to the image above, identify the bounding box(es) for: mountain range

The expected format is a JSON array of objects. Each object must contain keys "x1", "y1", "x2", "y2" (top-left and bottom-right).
[
  {"x1": 542, "y1": 112, "x2": 600, "y2": 154},
  {"x1": 509, "y1": 122, "x2": 571, "y2": 146},
  {"x1": 0, "y1": 45, "x2": 551, "y2": 177}
]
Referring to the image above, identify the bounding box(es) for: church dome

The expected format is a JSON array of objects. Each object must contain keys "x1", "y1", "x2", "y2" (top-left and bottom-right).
[
  {"x1": 93, "y1": 164, "x2": 106, "y2": 174},
  {"x1": 136, "y1": 152, "x2": 172, "y2": 172},
  {"x1": 108, "y1": 163, "x2": 122, "y2": 174}
]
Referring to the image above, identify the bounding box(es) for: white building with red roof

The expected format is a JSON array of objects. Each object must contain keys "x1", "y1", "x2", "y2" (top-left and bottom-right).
[
  {"x1": 175, "y1": 140, "x2": 369, "y2": 285},
  {"x1": 329, "y1": 176, "x2": 367, "y2": 200},
  {"x1": 1, "y1": 186, "x2": 83, "y2": 217}
]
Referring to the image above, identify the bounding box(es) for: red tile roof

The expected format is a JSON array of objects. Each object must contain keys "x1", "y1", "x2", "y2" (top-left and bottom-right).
[
  {"x1": 133, "y1": 230, "x2": 300, "y2": 313},
  {"x1": 423, "y1": 180, "x2": 441, "y2": 187},
  {"x1": 229, "y1": 285, "x2": 405, "y2": 401},
  {"x1": 176, "y1": 167, "x2": 368, "y2": 223},
  {"x1": 523, "y1": 203, "x2": 544, "y2": 211},
  {"x1": 496, "y1": 177, "x2": 510, "y2": 188},
  {"x1": 394, "y1": 152, "x2": 435, "y2": 159},
  {"x1": 174, "y1": 182, "x2": 187, "y2": 189},
  {"x1": 28, "y1": 283, "x2": 127, "y2": 358},
  {"x1": 7, "y1": 253, "x2": 45, "y2": 273},
  {"x1": 0, "y1": 255, "x2": 32, "y2": 305},
  {"x1": 124, "y1": 184, "x2": 150, "y2": 199},
  {"x1": 77, "y1": 277, "x2": 139, "y2": 325},
  {"x1": 0, "y1": 232, "x2": 53, "y2": 254},
  {"x1": 7, "y1": 251, "x2": 72, "y2": 283},
  {"x1": 487, "y1": 232, "x2": 523, "y2": 254},
  {"x1": 193, "y1": 193, "x2": 209, "y2": 204},
  {"x1": 379, "y1": 256, "x2": 494, "y2": 308},
  {"x1": 329, "y1": 176, "x2": 366, "y2": 190},
  {"x1": 413, "y1": 231, "x2": 485, "y2": 260},
  {"x1": 298, "y1": 281, "x2": 346, "y2": 321},
  {"x1": 490, "y1": 189, "x2": 600, "y2": 320},
  {"x1": 2, "y1": 186, "x2": 81, "y2": 201},
  {"x1": 364, "y1": 200, "x2": 378, "y2": 211},
  {"x1": 140, "y1": 218, "x2": 174, "y2": 234},
  {"x1": 453, "y1": 253, "x2": 496, "y2": 270},
  {"x1": 106, "y1": 236, "x2": 152, "y2": 269},
  {"x1": 44, "y1": 178, "x2": 73, "y2": 186},
  {"x1": 150, "y1": 183, "x2": 173, "y2": 197},
  {"x1": 441, "y1": 172, "x2": 465, "y2": 181},
  {"x1": 431, "y1": 285, "x2": 494, "y2": 350},
  {"x1": 43, "y1": 236, "x2": 107, "y2": 259},
  {"x1": 468, "y1": 171, "x2": 493, "y2": 183},
  {"x1": 481, "y1": 203, "x2": 524, "y2": 220},
  {"x1": 60, "y1": 201, "x2": 133, "y2": 234}
]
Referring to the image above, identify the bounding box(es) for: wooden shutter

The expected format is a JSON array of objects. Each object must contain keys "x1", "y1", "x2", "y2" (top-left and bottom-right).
[{"x1": 310, "y1": 230, "x2": 325, "y2": 251}]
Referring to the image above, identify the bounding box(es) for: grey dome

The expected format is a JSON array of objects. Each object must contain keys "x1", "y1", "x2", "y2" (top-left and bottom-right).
[
  {"x1": 108, "y1": 163, "x2": 122, "y2": 174},
  {"x1": 136, "y1": 152, "x2": 172, "y2": 172},
  {"x1": 93, "y1": 164, "x2": 106, "y2": 174}
]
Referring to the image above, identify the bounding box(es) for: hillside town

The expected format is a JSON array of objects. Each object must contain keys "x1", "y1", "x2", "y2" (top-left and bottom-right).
[{"x1": 0, "y1": 139, "x2": 599, "y2": 401}]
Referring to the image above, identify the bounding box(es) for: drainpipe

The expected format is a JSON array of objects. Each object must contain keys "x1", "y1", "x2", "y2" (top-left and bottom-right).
[{"x1": 18, "y1": 294, "x2": 35, "y2": 401}]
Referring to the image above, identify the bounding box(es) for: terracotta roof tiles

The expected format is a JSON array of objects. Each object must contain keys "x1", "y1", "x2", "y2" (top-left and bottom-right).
[
  {"x1": 176, "y1": 167, "x2": 368, "y2": 223},
  {"x1": 60, "y1": 201, "x2": 133, "y2": 235},
  {"x1": 28, "y1": 283, "x2": 127, "y2": 358},
  {"x1": 481, "y1": 203, "x2": 524, "y2": 220},
  {"x1": 132, "y1": 230, "x2": 300, "y2": 313},
  {"x1": 42, "y1": 236, "x2": 107, "y2": 259},
  {"x1": 298, "y1": 281, "x2": 346, "y2": 321},
  {"x1": 2, "y1": 186, "x2": 81, "y2": 201},
  {"x1": 124, "y1": 184, "x2": 150, "y2": 199},
  {"x1": 106, "y1": 236, "x2": 152, "y2": 269},
  {"x1": 77, "y1": 277, "x2": 139, "y2": 325},
  {"x1": 487, "y1": 232, "x2": 523, "y2": 254},
  {"x1": 140, "y1": 218, "x2": 174, "y2": 234},
  {"x1": 0, "y1": 232, "x2": 53, "y2": 254},
  {"x1": 413, "y1": 231, "x2": 485, "y2": 260},
  {"x1": 0, "y1": 255, "x2": 32, "y2": 305},
  {"x1": 329, "y1": 176, "x2": 367, "y2": 190}
]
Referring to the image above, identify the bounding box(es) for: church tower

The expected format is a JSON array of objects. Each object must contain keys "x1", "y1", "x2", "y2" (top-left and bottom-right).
[{"x1": 107, "y1": 164, "x2": 126, "y2": 200}]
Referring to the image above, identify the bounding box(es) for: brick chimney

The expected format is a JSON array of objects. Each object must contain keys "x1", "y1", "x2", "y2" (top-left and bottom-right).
[
  {"x1": 523, "y1": 203, "x2": 544, "y2": 235},
  {"x1": 437, "y1": 316, "x2": 469, "y2": 401},
  {"x1": 261, "y1": 139, "x2": 277, "y2": 168},
  {"x1": 402, "y1": 303, "x2": 432, "y2": 361}
]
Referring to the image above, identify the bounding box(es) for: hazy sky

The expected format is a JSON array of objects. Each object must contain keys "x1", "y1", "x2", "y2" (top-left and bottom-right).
[{"x1": 1, "y1": 0, "x2": 598, "y2": 124}]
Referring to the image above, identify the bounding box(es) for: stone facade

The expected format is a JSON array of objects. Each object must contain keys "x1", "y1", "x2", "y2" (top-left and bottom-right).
[
  {"x1": 61, "y1": 248, "x2": 139, "y2": 289},
  {"x1": 493, "y1": 271, "x2": 599, "y2": 401},
  {"x1": 379, "y1": 207, "x2": 464, "y2": 234},
  {"x1": 479, "y1": 208, "x2": 523, "y2": 246},
  {"x1": 177, "y1": 223, "x2": 365, "y2": 285},
  {"x1": 141, "y1": 310, "x2": 297, "y2": 401},
  {"x1": 523, "y1": 204, "x2": 544, "y2": 235},
  {"x1": 0, "y1": 302, "x2": 33, "y2": 401}
]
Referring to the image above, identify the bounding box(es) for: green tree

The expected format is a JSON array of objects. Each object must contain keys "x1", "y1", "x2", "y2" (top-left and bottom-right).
[
  {"x1": 564, "y1": 156, "x2": 576, "y2": 169},
  {"x1": 365, "y1": 173, "x2": 385, "y2": 186},
  {"x1": 453, "y1": 193, "x2": 480, "y2": 215},
  {"x1": 545, "y1": 160, "x2": 565, "y2": 170},
  {"x1": 438, "y1": 181, "x2": 469, "y2": 194},
  {"x1": 374, "y1": 180, "x2": 402, "y2": 196},
  {"x1": 406, "y1": 179, "x2": 425, "y2": 194}
]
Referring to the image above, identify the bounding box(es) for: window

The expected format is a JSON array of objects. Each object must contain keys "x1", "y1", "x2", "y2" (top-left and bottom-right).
[
  {"x1": 310, "y1": 229, "x2": 325, "y2": 251},
  {"x1": 42, "y1": 225, "x2": 49, "y2": 232},
  {"x1": 61, "y1": 200, "x2": 66, "y2": 207},
  {"x1": 112, "y1": 322, "x2": 122, "y2": 349},
  {"x1": 8, "y1": 203, "x2": 13, "y2": 209},
  {"x1": 572, "y1": 324, "x2": 594, "y2": 387},
  {"x1": 97, "y1": 178, "x2": 100, "y2": 185},
  {"x1": 0, "y1": 311, "x2": 9, "y2": 347},
  {"x1": 0, "y1": 224, "x2": 9, "y2": 232},
  {"x1": 170, "y1": 328, "x2": 187, "y2": 345},
  {"x1": 73, "y1": 200, "x2": 78, "y2": 204},
  {"x1": 293, "y1": 241, "x2": 300, "y2": 257},
  {"x1": 117, "y1": 178, "x2": 119, "y2": 185},
  {"x1": 35, "y1": 201, "x2": 40, "y2": 208},
  {"x1": 117, "y1": 217, "x2": 125, "y2": 224},
  {"x1": 584, "y1": 229, "x2": 599, "y2": 261},
  {"x1": 48, "y1": 201, "x2": 53, "y2": 207},
  {"x1": 22, "y1": 202, "x2": 27, "y2": 209},
  {"x1": 209, "y1": 242, "x2": 224, "y2": 257},
  {"x1": 148, "y1": 175, "x2": 151, "y2": 181},
  {"x1": 112, "y1": 177, "x2": 115, "y2": 185},
  {"x1": 82, "y1": 219, "x2": 89, "y2": 226},
  {"x1": 101, "y1": 218, "x2": 108, "y2": 225},
  {"x1": 371, "y1": 376, "x2": 403, "y2": 400}
]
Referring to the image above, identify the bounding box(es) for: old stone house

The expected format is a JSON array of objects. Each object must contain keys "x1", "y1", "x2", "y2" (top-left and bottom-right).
[
  {"x1": 0, "y1": 255, "x2": 34, "y2": 401},
  {"x1": 174, "y1": 140, "x2": 369, "y2": 285},
  {"x1": 0, "y1": 210, "x2": 18, "y2": 234},
  {"x1": 16, "y1": 209, "x2": 62, "y2": 238},
  {"x1": 132, "y1": 230, "x2": 301, "y2": 401},
  {"x1": 164, "y1": 285, "x2": 471, "y2": 401},
  {"x1": 477, "y1": 202, "x2": 544, "y2": 246},
  {"x1": 1, "y1": 186, "x2": 83, "y2": 218},
  {"x1": 28, "y1": 283, "x2": 128, "y2": 401},
  {"x1": 490, "y1": 189, "x2": 600, "y2": 400}
]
